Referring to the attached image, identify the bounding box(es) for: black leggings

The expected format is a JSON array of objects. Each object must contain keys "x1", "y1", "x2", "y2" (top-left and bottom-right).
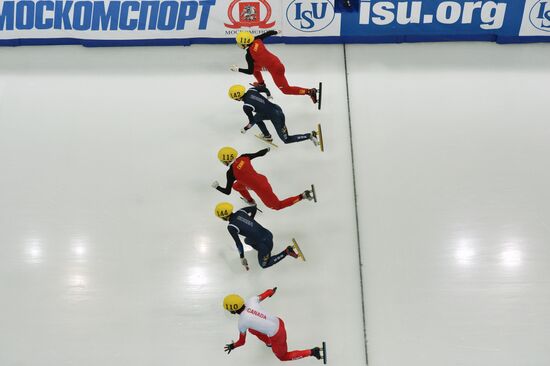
[
  {"x1": 257, "y1": 107, "x2": 311, "y2": 144},
  {"x1": 245, "y1": 236, "x2": 288, "y2": 269}
]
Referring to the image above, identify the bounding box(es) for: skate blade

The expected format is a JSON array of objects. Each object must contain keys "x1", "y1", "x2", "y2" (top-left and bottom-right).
[
  {"x1": 240, "y1": 197, "x2": 263, "y2": 213},
  {"x1": 318, "y1": 82, "x2": 323, "y2": 111},
  {"x1": 292, "y1": 238, "x2": 306, "y2": 262},
  {"x1": 317, "y1": 123, "x2": 324, "y2": 152},
  {"x1": 322, "y1": 341, "x2": 327, "y2": 364},
  {"x1": 255, "y1": 134, "x2": 278, "y2": 148},
  {"x1": 311, "y1": 184, "x2": 317, "y2": 203}
]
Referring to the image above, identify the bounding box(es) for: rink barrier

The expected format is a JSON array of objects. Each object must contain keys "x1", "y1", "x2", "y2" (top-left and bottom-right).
[{"x1": 0, "y1": 0, "x2": 549, "y2": 46}]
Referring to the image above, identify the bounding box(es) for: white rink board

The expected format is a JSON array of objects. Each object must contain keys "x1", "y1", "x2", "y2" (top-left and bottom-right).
[
  {"x1": 0, "y1": 45, "x2": 365, "y2": 366},
  {"x1": 347, "y1": 43, "x2": 550, "y2": 366}
]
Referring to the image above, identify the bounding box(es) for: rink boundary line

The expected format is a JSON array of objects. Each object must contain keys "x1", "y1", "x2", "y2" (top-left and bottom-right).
[{"x1": 343, "y1": 44, "x2": 369, "y2": 366}]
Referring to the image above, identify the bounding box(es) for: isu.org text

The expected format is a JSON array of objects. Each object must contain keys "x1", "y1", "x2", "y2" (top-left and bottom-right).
[{"x1": 359, "y1": 1, "x2": 508, "y2": 30}]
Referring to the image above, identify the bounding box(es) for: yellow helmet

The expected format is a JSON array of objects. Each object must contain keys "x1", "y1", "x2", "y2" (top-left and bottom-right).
[
  {"x1": 228, "y1": 85, "x2": 246, "y2": 100},
  {"x1": 223, "y1": 294, "x2": 244, "y2": 312},
  {"x1": 218, "y1": 146, "x2": 237, "y2": 165},
  {"x1": 236, "y1": 31, "x2": 254, "y2": 49},
  {"x1": 215, "y1": 202, "x2": 234, "y2": 219}
]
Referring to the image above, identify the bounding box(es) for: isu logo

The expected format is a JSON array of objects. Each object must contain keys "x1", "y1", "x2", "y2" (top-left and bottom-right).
[
  {"x1": 225, "y1": 0, "x2": 276, "y2": 29},
  {"x1": 530, "y1": 0, "x2": 550, "y2": 31},
  {"x1": 286, "y1": 0, "x2": 335, "y2": 32}
]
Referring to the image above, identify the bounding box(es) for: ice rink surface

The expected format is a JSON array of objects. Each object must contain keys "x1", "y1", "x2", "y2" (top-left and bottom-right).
[
  {"x1": 0, "y1": 44, "x2": 364, "y2": 366},
  {"x1": 347, "y1": 44, "x2": 550, "y2": 366},
  {"x1": 0, "y1": 42, "x2": 549, "y2": 366}
]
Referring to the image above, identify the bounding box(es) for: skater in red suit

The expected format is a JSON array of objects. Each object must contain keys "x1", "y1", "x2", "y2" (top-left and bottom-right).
[
  {"x1": 230, "y1": 30, "x2": 319, "y2": 105},
  {"x1": 223, "y1": 288, "x2": 326, "y2": 362},
  {"x1": 212, "y1": 146, "x2": 315, "y2": 211}
]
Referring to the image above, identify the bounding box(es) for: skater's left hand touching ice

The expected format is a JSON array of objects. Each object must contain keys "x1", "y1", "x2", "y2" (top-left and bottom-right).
[
  {"x1": 241, "y1": 124, "x2": 252, "y2": 134},
  {"x1": 224, "y1": 342, "x2": 235, "y2": 354}
]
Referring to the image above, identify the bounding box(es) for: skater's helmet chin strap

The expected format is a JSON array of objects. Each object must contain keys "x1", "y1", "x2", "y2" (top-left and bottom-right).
[{"x1": 231, "y1": 306, "x2": 245, "y2": 314}]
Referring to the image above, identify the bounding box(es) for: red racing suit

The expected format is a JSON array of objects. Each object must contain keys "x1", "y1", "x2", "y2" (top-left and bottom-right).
[
  {"x1": 216, "y1": 149, "x2": 302, "y2": 211},
  {"x1": 238, "y1": 31, "x2": 309, "y2": 96},
  {"x1": 232, "y1": 289, "x2": 313, "y2": 361}
]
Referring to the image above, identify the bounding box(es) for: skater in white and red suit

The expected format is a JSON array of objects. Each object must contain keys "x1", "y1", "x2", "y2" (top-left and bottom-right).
[{"x1": 223, "y1": 288, "x2": 323, "y2": 362}]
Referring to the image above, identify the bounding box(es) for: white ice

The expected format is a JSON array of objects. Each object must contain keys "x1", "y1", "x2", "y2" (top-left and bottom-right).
[
  {"x1": 0, "y1": 42, "x2": 549, "y2": 366},
  {"x1": 348, "y1": 43, "x2": 550, "y2": 366},
  {"x1": 0, "y1": 44, "x2": 364, "y2": 366}
]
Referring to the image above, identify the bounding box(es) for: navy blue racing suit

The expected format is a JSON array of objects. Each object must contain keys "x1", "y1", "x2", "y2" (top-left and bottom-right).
[
  {"x1": 227, "y1": 206, "x2": 288, "y2": 268},
  {"x1": 242, "y1": 87, "x2": 311, "y2": 144}
]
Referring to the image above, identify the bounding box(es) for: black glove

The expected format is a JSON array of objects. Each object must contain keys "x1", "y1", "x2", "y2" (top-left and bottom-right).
[
  {"x1": 241, "y1": 124, "x2": 252, "y2": 134},
  {"x1": 270, "y1": 287, "x2": 277, "y2": 296},
  {"x1": 224, "y1": 342, "x2": 235, "y2": 354}
]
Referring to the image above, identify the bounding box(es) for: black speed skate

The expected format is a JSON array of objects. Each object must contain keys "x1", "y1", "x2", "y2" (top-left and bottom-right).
[
  {"x1": 307, "y1": 88, "x2": 318, "y2": 105},
  {"x1": 251, "y1": 81, "x2": 266, "y2": 88},
  {"x1": 257, "y1": 133, "x2": 273, "y2": 143},
  {"x1": 311, "y1": 342, "x2": 327, "y2": 364},
  {"x1": 240, "y1": 197, "x2": 256, "y2": 206},
  {"x1": 308, "y1": 82, "x2": 323, "y2": 110},
  {"x1": 309, "y1": 124, "x2": 324, "y2": 151},
  {"x1": 285, "y1": 246, "x2": 299, "y2": 258},
  {"x1": 301, "y1": 184, "x2": 317, "y2": 203},
  {"x1": 255, "y1": 133, "x2": 278, "y2": 148},
  {"x1": 291, "y1": 238, "x2": 306, "y2": 261},
  {"x1": 318, "y1": 82, "x2": 323, "y2": 110},
  {"x1": 316, "y1": 123, "x2": 324, "y2": 152},
  {"x1": 240, "y1": 197, "x2": 263, "y2": 213},
  {"x1": 250, "y1": 82, "x2": 272, "y2": 98},
  {"x1": 310, "y1": 130, "x2": 320, "y2": 147},
  {"x1": 302, "y1": 190, "x2": 314, "y2": 201}
]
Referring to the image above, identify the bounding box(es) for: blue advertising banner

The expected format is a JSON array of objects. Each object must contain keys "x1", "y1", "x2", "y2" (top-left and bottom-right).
[
  {"x1": 339, "y1": 0, "x2": 550, "y2": 43},
  {"x1": 0, "y1": 0, "x2": 548, "y2": 46}
]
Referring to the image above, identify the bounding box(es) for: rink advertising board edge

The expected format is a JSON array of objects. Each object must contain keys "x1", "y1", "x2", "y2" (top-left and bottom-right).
[{"x1": 1, "y1": 0, "x2": 550, "y2": 46}]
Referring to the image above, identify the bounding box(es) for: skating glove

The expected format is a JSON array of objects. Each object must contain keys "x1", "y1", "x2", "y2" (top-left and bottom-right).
[
  {"x1": 259, "y1": 287, "x2": 277, "y2": 301},
  {"x1": 224, "y1": 342, "x2": 235, "y2": 354},
  {"x1": 211, "y1": 180, "x2": 220, "y2": 188},
  {"x1": 229, "y1": 65, "x2": 239, "y2": 72},
  {"x1": 241, "y1": 124, "x2": 252, "y2": 134}
]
